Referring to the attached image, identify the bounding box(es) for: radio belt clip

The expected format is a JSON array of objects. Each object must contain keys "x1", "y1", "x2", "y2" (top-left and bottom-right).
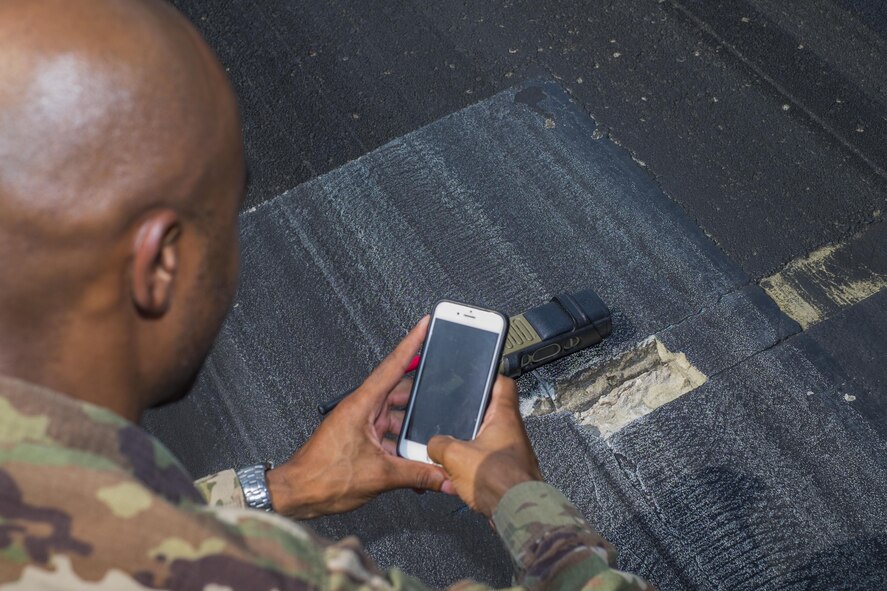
[{"x1": 500, "y1": 289, "x2": 612, "y2": 378}]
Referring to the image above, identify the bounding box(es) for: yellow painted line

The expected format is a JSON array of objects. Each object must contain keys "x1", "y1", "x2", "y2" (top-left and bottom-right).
[{"x1": 761, "y1": 240, "x2": 887, "y2": 329}]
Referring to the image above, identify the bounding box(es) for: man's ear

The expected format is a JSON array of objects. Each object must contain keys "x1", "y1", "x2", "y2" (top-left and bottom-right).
[{"x1": 131, "y1": 210, "x2": 182, "y2": 318}]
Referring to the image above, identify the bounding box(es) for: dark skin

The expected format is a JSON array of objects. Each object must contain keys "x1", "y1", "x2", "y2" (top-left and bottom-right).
[{"x1": 0, "y1": 0, "x2": 540, "y2": 521}]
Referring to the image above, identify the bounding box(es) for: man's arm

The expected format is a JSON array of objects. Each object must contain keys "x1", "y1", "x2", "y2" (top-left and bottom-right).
[
  {"x1": 193, "y1": 320, "x2": 653, "y2": 589},
  {"x1": 425, "y1": 377, "x2": 652, "y2": 591},
  {"x1": 191, "y1": 477, "x2": 649, "y2": 591},
  {"x1": 194, "y1": 469, "x2": 247, "y2": 508},
  {"x1": 493, "y1": 481, "x2": 652, "y2": 590},
  {"x1": 193, "y1": 474, "x2": 650, "y2": 589}
]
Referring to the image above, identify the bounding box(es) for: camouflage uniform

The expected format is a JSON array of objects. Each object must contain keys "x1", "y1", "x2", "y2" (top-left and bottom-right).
[{"x1": 0, "y1": 374, "x2": 652, "y2": 590}]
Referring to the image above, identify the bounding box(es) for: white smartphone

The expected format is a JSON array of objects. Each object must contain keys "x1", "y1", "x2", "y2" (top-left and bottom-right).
[{"x1": 398, "y1": 300, "x2": 509, "y2": 464}]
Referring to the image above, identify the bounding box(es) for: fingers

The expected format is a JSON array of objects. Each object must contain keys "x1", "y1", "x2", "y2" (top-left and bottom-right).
[
  {"x1": 387, "y1": 410, "x2": 405, "y2": 435},
  {"x1": 381, "y1": 438, "x2": 397, "y2": 455},
  {"x1": 373, "y1": 410, "x2": 405, "y2": 440},
  {"x1": 388, "y1": 457, "x2": 448, "y2": 492},
  {"x1": 427, "y1": 434, "x2": 457, "y2": 466},
  {"x1": 361, "y1": 317, "x2": 429, "y2": 405},
  {"x1": 386, "y1": 378, "x2": 413, "y2": 408},
  {"x1": 488, "y1": 376, "x2": 520, "y2": 416},
  {"x1": 476, "y1": 377, "x2": 521, "y2": 438},
  {"x1": 371, "y1": 378, "x2": 412, "y2": 437}
]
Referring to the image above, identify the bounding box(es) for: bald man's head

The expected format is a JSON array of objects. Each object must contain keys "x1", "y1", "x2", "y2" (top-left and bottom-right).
[{"x1": 0, "y1": 0, "x2": 246, "y2": 419}]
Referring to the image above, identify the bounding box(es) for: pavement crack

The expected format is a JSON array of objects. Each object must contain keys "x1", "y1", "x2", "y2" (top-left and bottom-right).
[
  {"x1": 708, "y1": 329, "x2": 796, "y2": 382},
  {"x1": 656, "y1": 307, "x2": 706, "y2": 334},
  {"x1": 657, "y1": 278, "x2": 756, "y2": 335}
]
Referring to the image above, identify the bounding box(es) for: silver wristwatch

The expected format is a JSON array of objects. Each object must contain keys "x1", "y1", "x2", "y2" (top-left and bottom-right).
[{"x1": 235, "y1": 462, "x2": 274, "y2": 512}]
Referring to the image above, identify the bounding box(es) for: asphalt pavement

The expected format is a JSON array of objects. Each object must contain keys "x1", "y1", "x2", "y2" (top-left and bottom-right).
[{"x1": 147, "y1": 2, "x2": 887, "y2": 588}]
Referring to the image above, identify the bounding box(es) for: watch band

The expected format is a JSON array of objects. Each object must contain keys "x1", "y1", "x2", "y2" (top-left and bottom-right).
[{"x1": 235, "y1": 463, "x2": 274, "y2": 512}]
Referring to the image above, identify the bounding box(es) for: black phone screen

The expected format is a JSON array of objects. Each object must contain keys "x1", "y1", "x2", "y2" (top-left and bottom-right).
[{"x1": 405, "y1": 319, "x2": 500, "y2": 444}]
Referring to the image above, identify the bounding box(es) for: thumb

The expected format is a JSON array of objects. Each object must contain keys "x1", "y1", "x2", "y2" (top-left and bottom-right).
[
  {"x1": 427, "y1": 434, "x2": 458, "y2": 466},
  {"x1": 389, "y1": 457, "x2": 448, "y2": 492},
  {"x1": 487, "y1": 376, "x2": 520, "y2": 418}
]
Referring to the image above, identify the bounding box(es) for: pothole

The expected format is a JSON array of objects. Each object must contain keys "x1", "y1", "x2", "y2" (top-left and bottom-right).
[{"x1": 531, "y1": 336, "x2": 707, "y2": 438}]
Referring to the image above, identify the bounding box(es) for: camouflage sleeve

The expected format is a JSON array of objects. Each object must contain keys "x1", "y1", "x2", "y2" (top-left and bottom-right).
[
  {"x1": 194, "y1": 469, "x2": 247, "y2": 509},
  {"x1": 191, "y1": 474, "x2": 652, "y2": 590},
  {"x1": 491, "y1": 481, "x2": 654, "y2": 591}
]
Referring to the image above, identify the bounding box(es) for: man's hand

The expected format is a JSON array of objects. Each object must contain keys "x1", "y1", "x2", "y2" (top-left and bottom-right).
[
  {"x1": 428, "y1": 376, "x2": 543, "y2": 518},
  {"x1": 266, "y1": 317, "x2": 449, "y2": 519}
]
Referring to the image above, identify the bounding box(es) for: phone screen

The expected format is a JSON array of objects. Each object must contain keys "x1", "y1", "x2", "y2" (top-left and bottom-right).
[{"x1": 405, "y1": 319, "x2": 500, "y2": 444}]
